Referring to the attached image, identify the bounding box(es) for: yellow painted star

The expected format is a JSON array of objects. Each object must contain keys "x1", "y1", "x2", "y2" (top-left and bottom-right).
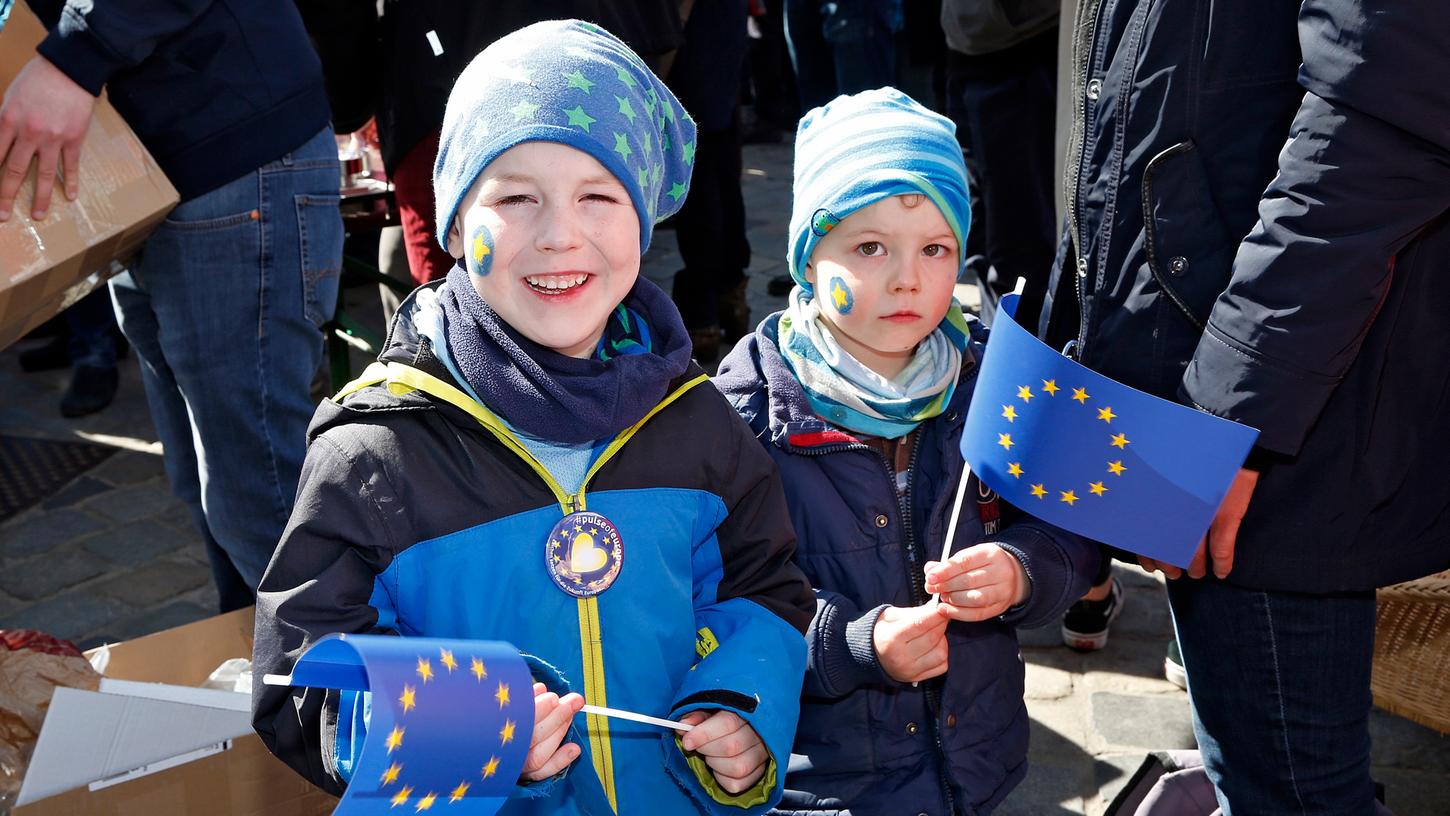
[
  {"x1": 1030, "y1": 483, "x2": 1048, "y2": 499},
  {"x1": 471, "y1": 657, "x2": 487, "y2": 681},
  {"x1": 1108, "y1": 460, "x2": 1127, "y2": 476},
  {"x1": 1017, "y1": 385, "x2": 1034, "y2": 402},
  {"x1": 415, "y1": 792, "x2": 437, "y2": 811},
  {"x1": 1060, "y1": 490, "x2": 1079, "y2": 505},
  {"x1": 1110, "y1": 433, "x2": 1130, "y2": 449},
  {"x1": 831, "y1": 283, "x2": 849, "y2": 309},
  {"x1": 1007, "y1": 462, "x2": 1024, "y2": 479},
  {"x1": 386, "y1": 726, "x2": 405, "y2": 753},
  {"x1": 997, "y1": 433, "x2": 1014, "y2": 451},
  {"x1": 1001, "y1": 404, "x2": 1018, "y2": 423},
  {"x1": 440, "y1": 649, "x2": 457, "y2": 673},
  {"x1": 1042, "y1": 379, "x2": 1060, "y2": 396},
  {"x1": 471, "y1": 234, "x2": 490, "y2": 264},
  {"x1": 391, "y1": 785, "x2": 413, "y2": 808},
  {"x1": 1089, "y1": 481, "x2": 1108, "y2": 496},
  {"x1": 449, "y1": 783, "x2": 470, "y2": 803},
  {"x1": 482, "y1": 756, "x2": 500, "y2": 779},
  {"x1": 399, "y1": 685, "x2": 416, "y2": 714},
  {"x1": 381, "y1": 763, "x2": 402, "y2": 785},
  {"x1": 500, "y1": 719, "x2": 517, "y2": 745},
  {"x1": 1072, "y1": 387, "x2": 1090, "y2": 404},
  {"x1": 1097, "y1": 406, "x2": 1116, "y2": 423},
  {"x1": 495, "y1": 681, "x2": 511, "y2": 709},
  {"x1": 416, "y1": 657, "x2": 433, "y2": 683}
]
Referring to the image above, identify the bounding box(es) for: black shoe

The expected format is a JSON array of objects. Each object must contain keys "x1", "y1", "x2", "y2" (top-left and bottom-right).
[
  {"x1": 60, "y1": 365, "x2": 119, "y2": 417},
  {"x1": 766, "y1": 273, "x2": 794, "y2": 297},
  {"x1": 1061, "y1": 576, "x2": 1123, "y2": 651},
  {"x1": 718, "y1": 279, "x2": 751, "y2": 345},
  {"x1": 689, "y1": 326, "x2": 722, "y2": 364},
  {"x1": 19, "y1": 335, "x2": 71, "y2": 372}
]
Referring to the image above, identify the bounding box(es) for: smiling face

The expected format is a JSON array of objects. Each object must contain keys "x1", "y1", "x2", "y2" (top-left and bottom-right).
[
  {"x1": 804, "y1": 194, "x2": 959, "y2": 379},
  {"x1": 447, "y1": 142, "x2": 641, "y2": 358}
]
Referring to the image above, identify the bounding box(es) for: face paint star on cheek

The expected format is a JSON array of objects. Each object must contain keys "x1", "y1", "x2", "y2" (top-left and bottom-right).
[
  {"x1": 469, "y1": 224, "x2": 495, "y2": 277},
  {"x1": 828, "y1": 276, "x2": 854, "y2": 315}
]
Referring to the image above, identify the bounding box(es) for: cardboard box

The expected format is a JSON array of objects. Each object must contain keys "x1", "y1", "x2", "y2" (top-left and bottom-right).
[
  {"x1": 0, "y1": 1, "x2": 178, "y2": 351},
  {"x1": 12, "y1": 608, "x2": 336, "y2": 816}
]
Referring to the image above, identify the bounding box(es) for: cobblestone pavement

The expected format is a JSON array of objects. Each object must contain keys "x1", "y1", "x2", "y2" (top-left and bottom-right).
[{"x1": 2, "y1": 141, "x2": 1447, "y2": 813}]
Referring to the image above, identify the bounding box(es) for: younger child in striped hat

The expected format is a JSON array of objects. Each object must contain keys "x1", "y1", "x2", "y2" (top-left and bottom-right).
[{"x1": 714, "y1": 88, "x2": 1099, "y2": 814}]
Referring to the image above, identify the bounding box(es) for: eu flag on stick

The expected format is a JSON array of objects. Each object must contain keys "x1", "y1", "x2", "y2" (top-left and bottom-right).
[
  {"x1": 280, "y1": 634, "x2": 534, "y2": 815},
  {"x1": 960, "y1": 294, "x2": 1258, "y2": 568}
]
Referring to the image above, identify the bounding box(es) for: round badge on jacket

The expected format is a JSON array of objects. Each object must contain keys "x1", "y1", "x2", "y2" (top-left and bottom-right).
[{"x1": 545, "y1": 511, "x2": 624, "y2": 598}]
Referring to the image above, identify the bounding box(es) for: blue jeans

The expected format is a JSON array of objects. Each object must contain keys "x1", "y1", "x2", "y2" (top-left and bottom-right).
[
  {"x1": 111, "y1": 127, "x2": 341, "y2": 610},
  {"x1": 1167, "y1": 577, "x2": 1380, "y2": 815},
  {"x1": 783, "y1": 0, "x2": 899, "y2": 112}
]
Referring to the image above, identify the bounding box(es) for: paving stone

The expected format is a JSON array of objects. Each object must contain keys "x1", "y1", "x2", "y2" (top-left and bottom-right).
[
  {"x1": 6, "y1": 592, "x2": 133, "y2": 643},
  {"x1": 1369, "y1": 709, "x2": 1450, "y2": 773},
  {"x1": 90, "y1": 558, "x2": 211, "y2": 607},
  {"x1": 81, "y1": 519, "x2": 184, "y2": 566},
  {"x1": 1027, "y1": 697, "x2": 1093, "y2": 763},
  {"x1": 0, "y1": 508, "x2": 105, "y2": 559},
  {"x1": 997, "y1": 762, "x2": 1087, "y2": 816},
  {"x1": 1024, "y1": 647, "x2": 1082, "y2": 700},
  {"x1": 0, "y1": 546, "x2": 109, "y2": 600},
  {"x1": 1080, "y1": 638, "x2": 1184, "y2": 696},
  {"x1": 0, "y1": 588, "x2": 22, "y2": 619},
  {"x1": 1108, "y1": 586, "x2": 1175, "y2": 641},
  {"x1": 40, "y1": 475, "x2": 112, "y2": 510},
  {"x1": 82, "y1": 480, "x2": 178, "y2": 524},
  {"x1": 158, "y1": 499, "x2": 197, "y2": 533},
  {"x1": 1376, "y1": 766, "x2": 1450, "y2": 816},
  {"x1": 106, "y1": 600, "x2": 213, "y2": 642},
  {"x1": 1091, "y1": 692, "x2": 1197, "y2": 751},
  {"x1": 88, "y1": 451, "x2": 166, "y2": 486},
  {"x1": 1092, "y1": 753, "x2": 1149, "y2": 814}
]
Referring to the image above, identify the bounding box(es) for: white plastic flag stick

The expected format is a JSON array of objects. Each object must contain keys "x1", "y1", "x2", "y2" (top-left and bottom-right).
[
  {"x1": 262, "y1": 675, "x2": 692, "y2": 732},
  {"x1": 929, "y1": 463, "x2": 974, "y2": 606}
]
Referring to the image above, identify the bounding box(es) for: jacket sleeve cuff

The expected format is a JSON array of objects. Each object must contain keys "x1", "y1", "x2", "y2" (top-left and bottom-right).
[
  {"x1": 813, "y1": 600, "x2": 891, "y2": 696},
  {"x1": 37, "y1": 27, "x2": 128, "y2": 96},
  {"x1": 1181, "y1": 323, "x2": 1340, "y2": 456}
]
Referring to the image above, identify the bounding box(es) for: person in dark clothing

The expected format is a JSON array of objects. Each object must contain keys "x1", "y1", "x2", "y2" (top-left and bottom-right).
[
  {"x1": 1041, "y1": 1, "x2": 1450, "y2": 811},
  {"x1": 4, "y1": 0, "x2": 343, "y2": 612},
  {"x1": 18, "y1": 287, "x2": 127, "y2": 417}
]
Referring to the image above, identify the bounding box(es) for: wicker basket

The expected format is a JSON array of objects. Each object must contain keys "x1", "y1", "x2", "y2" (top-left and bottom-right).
[{"x1": 1372, "y1": 570, "x2": 1450, "y2": 735}]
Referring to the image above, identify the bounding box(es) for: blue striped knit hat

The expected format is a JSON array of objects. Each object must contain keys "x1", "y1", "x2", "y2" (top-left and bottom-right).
[
  {"x1": 434, "y1": 20, "x2": 697, "y2": 255},
  {"x1": 788, "y1": 88, "x2": 971, "y2": 293}
]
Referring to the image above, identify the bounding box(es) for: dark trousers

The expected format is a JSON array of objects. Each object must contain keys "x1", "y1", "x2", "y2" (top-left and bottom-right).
[
  {"x1": 670, "y1": 117, "x2": 750, "y2": 331},
  {"x1": 945, "y1": 28, "x2": 1059, "y2": 330}
]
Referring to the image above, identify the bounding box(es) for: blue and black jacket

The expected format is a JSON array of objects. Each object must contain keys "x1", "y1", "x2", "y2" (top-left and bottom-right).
[{"x1": 252, "y1": 289, "x2": 814, "y2": 814}]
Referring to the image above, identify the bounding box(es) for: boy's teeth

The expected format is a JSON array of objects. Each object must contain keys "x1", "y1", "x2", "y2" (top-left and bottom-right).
[{"x1": 526, "y1": 274, "x2": 587, "y2": 291}]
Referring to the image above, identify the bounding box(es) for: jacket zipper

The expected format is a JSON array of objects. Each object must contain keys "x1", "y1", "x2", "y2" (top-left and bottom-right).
[{"x1": 1065, "y1": 0, "x2": 1108, "y2": 360}]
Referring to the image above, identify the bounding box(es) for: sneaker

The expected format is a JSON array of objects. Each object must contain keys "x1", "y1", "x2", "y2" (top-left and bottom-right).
[
  {"x1": 1164, "y1": 639, "x2": 1188, "y2": 690},
  {"x1": 60, "y1": 365, "x2": 119, "y2": 418},
  {"x1": 1061, "y1": 576, "x2": 1123, "y2": 651}
]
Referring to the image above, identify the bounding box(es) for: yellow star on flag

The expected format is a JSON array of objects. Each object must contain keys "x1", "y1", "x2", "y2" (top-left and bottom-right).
[
  {"x1": 1030, "y1": 484, "x2": 1047, "y2": 499},
  {"x1": 500, "y1": 719, "x2": 516, "y2": 745},
  {"x1": 381, "y1": 763, "x2": 402, "y2": 785},
  {"x1": 1072, "y1": 387, "x2": 1090, "y2": 404},
  {"x1": 997, "y1": 433, "x2": 1014, "y2": 451},
  {"x1": 1001, "y1": 404, "x2": 1018, "y2": 423},
  {"x1": 415, "y1": 792, "x2": 437, "y2": 811},
  {"x1": 482, "y1": 756, "x2": 500, "y2": 779},
  {"x1": 1097, "y1": 406, "x2": 1116, "y2": 423},
  {"x1": 1007, "y1": 462, "x2": 1024, "y2": 479},
  {"x1": 1017, "y1": 385, "x2": 1034, "y2": 402},
  {"x1": 471, "y1": 657, "x2": 487, "y2": 681},
  {"x1": 399, "y1": 685, "x2": 416, "y2": 714},
  {"x1": 1108, "y1": 460, "x2": 1127, "y2": 476},
  {"x1": 495, "y1": 681, "x2": 511, "y2": 709},
  {"x1": 440, "y1": 649, "x2": 457, "y2": 673},
  {"x1": 386, "y1": 726, "x2": 405, "y2": 753},
  {"x1": 391, "y1": 786, "x2": 413, "y2": 808},
  {"x1": 1060, "y1": 490, "x2": 1079, "y2": 505},
  {"x1": 416, "y1": 657, "x2": 433, "y2": 683},
  {"x1": 449, "y1": 783, "x2": 470, "y2": 803},
  {"x1": 1042, "y1": 379, "x2": 1060, "y2": 396},
  {"x1": 1089, "y1": 481, "x2": 1108, "y2": 496},
  {"x1": 1110, "y1": 433, "x2": 1131, "y2": 449}
]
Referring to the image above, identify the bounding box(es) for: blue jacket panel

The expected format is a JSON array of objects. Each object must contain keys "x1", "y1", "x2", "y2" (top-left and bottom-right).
[{"x1": 715, "y1": 315, "x2": 1099, "y2": 816}]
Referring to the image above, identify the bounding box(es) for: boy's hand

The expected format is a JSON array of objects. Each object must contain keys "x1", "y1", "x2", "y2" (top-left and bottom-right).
[
  {"x1": 520, "y1": 682, "x2": 585, "y2": 782},
  {"x1": 872, "y1": 603, "x2": 950, "y2": 683},
  {"x1": 925, "y1": 543, "x2": 1029, "y2": 622},
  {"x1": 678, "y1": 709, "x2": 769, "y2": 795}
]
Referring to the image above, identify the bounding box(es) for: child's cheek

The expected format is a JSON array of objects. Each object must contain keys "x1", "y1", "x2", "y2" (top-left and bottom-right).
[
  {"x1": 826, "y1": 276, "x2": 855, "y2": 315},
  {"x1": 468, "y1": 224, "x2": 496, "y2": 277}
]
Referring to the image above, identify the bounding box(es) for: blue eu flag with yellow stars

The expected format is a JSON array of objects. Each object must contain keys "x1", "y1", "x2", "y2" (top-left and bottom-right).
[
  {"x1": 284, "y1": 634, "x2": 534, "y2": 814},
  {"x1": 960, "y1": 294, "x2": 1259, "y2": 568}
]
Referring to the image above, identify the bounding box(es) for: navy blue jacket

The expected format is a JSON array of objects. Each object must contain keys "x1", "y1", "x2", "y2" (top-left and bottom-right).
[
  {"x1": 32, "y1": 0, "x2": 331, "y2": 200},
  {"x1": 1041, "y1": 0, "x2": 1450, "y2": 591},
  {"x1": 716, "y1": 316, "x2": 1099, "y2": 816}
]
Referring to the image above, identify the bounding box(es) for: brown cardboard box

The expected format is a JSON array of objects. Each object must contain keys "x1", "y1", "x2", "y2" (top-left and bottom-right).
[
  {"x1": 0, "y1": 1, "x2": 178, "y2": 351},
  {"x1": 12, "y1": 608, "x2": 336, "y2": 816}
]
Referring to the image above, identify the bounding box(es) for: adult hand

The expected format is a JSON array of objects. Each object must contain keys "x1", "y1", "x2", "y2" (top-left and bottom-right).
[
  {"x1": 925, "y1": 543, "x2": 1030, "y2": 622},
  {"x1": 1138, "y1": 467, "x2": 1259, "y2": 580},
  {"x1": 872, "y1": 602, "x2": 950, "y2": 683},
  {"x1": 520, "y1": 682, "x2": 584, "y2": 782},
  {"x1": 677, "y1": 709, "x2": 769, "y2": 795},
  {"x1": 0, "y1": 55, "x2": 96, "y2": 222}
]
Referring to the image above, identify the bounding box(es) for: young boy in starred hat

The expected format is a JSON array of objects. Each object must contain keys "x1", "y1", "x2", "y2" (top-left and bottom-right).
[
  {"x1": 252, "y1": 20, "x2": 813, "y2": 815},
  {"x1": 715, "y1": 88, "x2": 1100, "y2": 814}
]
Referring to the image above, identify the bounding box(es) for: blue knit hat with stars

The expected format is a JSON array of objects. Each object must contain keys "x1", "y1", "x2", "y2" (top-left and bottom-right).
[{"x1": 434, "y1": 19, "x2": 698, "y2": 255}]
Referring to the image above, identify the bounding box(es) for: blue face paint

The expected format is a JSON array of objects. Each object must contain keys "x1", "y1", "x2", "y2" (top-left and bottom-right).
[
  {"x1": 828, "y1": 276, "x2": 854, "y2": 315},
  {"x1": 467, "y1": 224, "x2": 495, "y2": 276}
]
